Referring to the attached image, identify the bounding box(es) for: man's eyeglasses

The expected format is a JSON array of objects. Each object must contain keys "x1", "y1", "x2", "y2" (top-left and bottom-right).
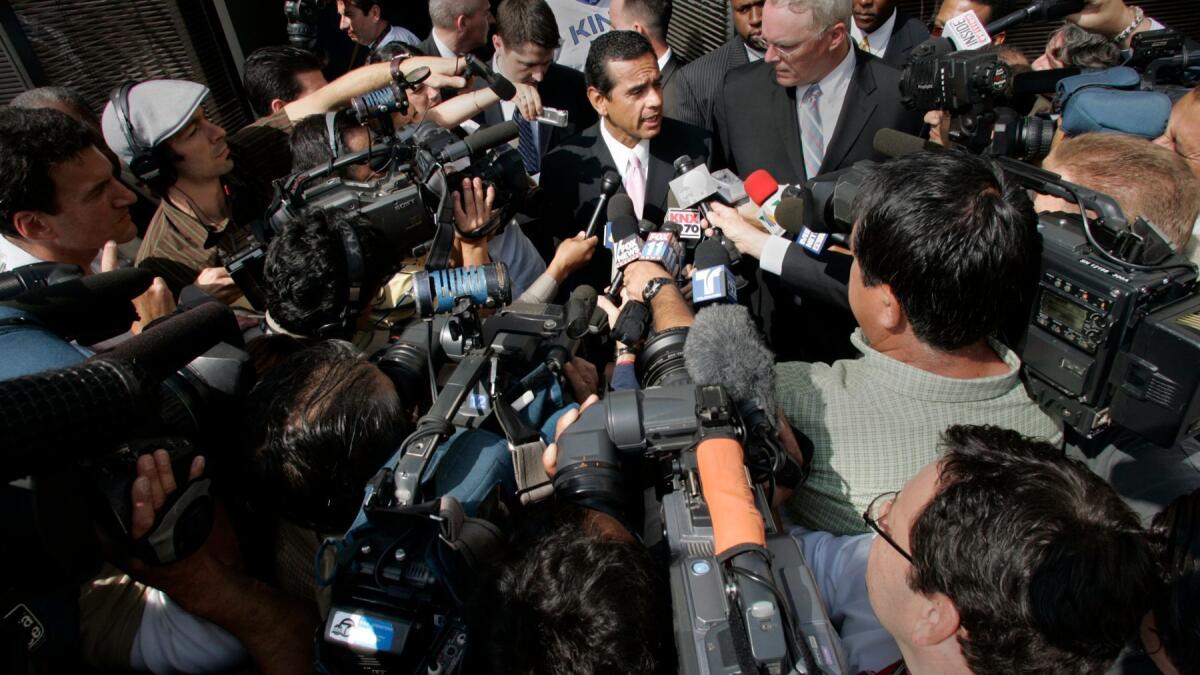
[{"x1": 863, "y1": 491, "x2": 914, "y2": 563}]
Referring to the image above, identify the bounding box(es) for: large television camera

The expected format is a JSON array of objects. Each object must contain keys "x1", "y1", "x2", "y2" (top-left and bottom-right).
[
  {"x1": 998, "y1": 158, "x2": 1200, "y2": 448},
  {"x1": 226, "y1": 115, "x2": 530, "y2": 309},
  {"x1": 315, "y1": 267, "x2": 610, "y2": 674}
]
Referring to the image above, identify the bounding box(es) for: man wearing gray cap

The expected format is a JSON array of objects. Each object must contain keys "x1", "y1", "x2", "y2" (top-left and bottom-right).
[{"x1": 101, "y1": 57, "x2": 468, "y2": 299}]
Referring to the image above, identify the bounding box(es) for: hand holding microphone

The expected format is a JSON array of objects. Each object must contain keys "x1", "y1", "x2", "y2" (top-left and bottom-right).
[{"x1": 702, "y1": 202, "x2": 772, "y2": 260}]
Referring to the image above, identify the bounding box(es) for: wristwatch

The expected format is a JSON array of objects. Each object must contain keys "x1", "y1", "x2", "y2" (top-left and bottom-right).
[{"x1": 642, "y1": 277, "x2": 672, "y2": 304}]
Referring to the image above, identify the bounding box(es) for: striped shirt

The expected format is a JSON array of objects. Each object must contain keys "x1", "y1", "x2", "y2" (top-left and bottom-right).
[
  {"x1": 777, "y1": 329, "x2": 1062, "y2": 535},
  {"x1": 136, "y1": 109, "x2": 292, "y2": 294}
]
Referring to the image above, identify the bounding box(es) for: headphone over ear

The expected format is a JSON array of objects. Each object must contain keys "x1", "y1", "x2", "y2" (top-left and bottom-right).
[
  {"x1": 108, "y1": 82, "x2": 176, "y2": 188},
  {"x1": 314, "y1": 219, "x2": 368, "y2": 339},
  {"x1": 324, "y1": 110, "x2": 345, "y2": 161}
]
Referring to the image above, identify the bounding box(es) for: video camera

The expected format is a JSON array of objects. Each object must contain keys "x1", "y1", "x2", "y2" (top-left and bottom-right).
[
  {"x1": 996, "y1": 158, "x2": 1200, "y2": 448},
  {"x1": 0, "y1": 300, "x2": 253, "y2": 590},
  {"x1": 316, "y1": 267, "x2": 610, "y2": 674},
  {"x1": 551, "y1": 383, "x2": 845, "y2": 674}
]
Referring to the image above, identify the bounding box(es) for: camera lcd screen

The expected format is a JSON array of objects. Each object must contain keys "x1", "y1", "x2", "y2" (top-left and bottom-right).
[{"x1": 1040, "y1": 292, "x2": 1088, "y2": 331}]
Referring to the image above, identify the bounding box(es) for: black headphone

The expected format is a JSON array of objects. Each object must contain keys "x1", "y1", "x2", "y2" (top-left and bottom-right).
[
  {"x1": 314, "y1": 218, "x2": 368, "y2": 338},
  {"x1": 325, "y1": 110, "x2": 344, "y2": 161},
  {"x1": 108, "y1": 82, "x2": 175, "y2": 187}
]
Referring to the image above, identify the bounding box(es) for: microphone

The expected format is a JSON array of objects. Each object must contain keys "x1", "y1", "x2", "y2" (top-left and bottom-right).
[
  {"x1": 874, "y1": 128, "x2": 944, "y2": 159},
  {"x1": 0, "y1": 302, "x2": 241, "y2": 480},
  {"x1": 437, "y1": 121, "x2": 520, "y2": 163},
  {"x1": 774, "y1": 197, "x2": 851, "y2": 253},
  {"x1": 464, "y1": 53, "x2": 517, "y2": 101},
  {"x1": 691, "y1": 238, "x2": 738, "y2": 308},
  {"x1": 640, "y1": 230, "x2": 683, "y2": 278},
  {"x1": 669, "y1": 155, "x2": 722, "y2": 219},
  {"x1": 565, "y1": 285, "x2": 599, "y2": 340},
  {"x1": 743, "y1": 169, "x2": 803, "y2": 236},
  {"x1": 607, "y1": 213, "x2": 643, "y2": 302},
  {"x1": 0, "y1": 267, "x2": 154, "y2": 344},
  {"x1": 0, "y1": 262, "x2": 85, "y2": 301},
  {"x1": 585, "y1": 171, "x2": 623, "y2": 239},
  {"x1": 985, "y1": 0, "x2": 1085, "y2": 36}
]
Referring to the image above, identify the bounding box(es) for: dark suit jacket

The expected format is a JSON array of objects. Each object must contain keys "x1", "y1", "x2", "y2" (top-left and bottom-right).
[
  {"x1": 879, "y1": 10, "x2": 931, "y2": 69},
  {"x1": 537, "y1": 118, "x2": 712, "y2": 289},
  {"x1": 667, "y1": 37, "x2": 752, "y2": 130},
  {"x1": 471, "y1": 63, "x2": 596, "y2": 161},
  {"x1": 713, "y1": 48, "x2": 924, "y2": 185},
  {"x1": 660, "y1": 52, "x2": 683, "y2": 123}
]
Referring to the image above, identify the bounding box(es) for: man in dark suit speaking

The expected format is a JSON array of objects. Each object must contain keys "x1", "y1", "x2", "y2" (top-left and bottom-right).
[
  {"x1": 713, "y1": 0, "x2": 922, "y2": 186},
  {"x1": 539, "y1": 30, "x2": 710, "y2": 289},
  {"x1": 472, "y1": 0, "x2": 596, "y2": 176}
]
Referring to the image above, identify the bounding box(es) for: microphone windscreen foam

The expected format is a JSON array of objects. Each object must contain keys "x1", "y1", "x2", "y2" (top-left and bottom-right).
[
  {"x1": 773, "y1": 197, "x2": 807, "y2": 235},
  {"x1": 693, "y1": 237, "x2": 731, "y2": 269},
  {"x1": 744, "y1": 170, "x2": 780, "y2": 206},
  {"x1": 607, "y1": 193, "x2": 636, "y2": 221},
  {"x1": 610, "y1": 213, "x2": 640, "y2": 240},
  {"x1": 874, "y1": 128, "x2": 942, "y2": 159},
  {"x1": 685, "y1": 304, "x2": 776, "y2": 414}
]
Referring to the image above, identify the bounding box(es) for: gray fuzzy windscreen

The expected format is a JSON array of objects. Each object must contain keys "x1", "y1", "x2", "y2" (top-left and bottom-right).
[{"x1": 684, "y1": 303, "x2": 776, "y2": 412}]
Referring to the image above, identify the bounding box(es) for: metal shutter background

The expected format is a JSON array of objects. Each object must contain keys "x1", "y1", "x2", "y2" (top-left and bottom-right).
[
  {"x1": 0, "y1": 0, "x2": 248, "y2": 131},
  {"x1": 668, "y1": 0, "x2": 732, "y2": 64}
]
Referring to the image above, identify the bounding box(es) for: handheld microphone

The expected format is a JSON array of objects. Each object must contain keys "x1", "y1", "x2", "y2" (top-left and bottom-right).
[
  {"x1": 464, "y1": 53, "x2": 517, "y2": 101},
  {"x1": 565, "y1": 285, "x2": 599, "y2": 340},
  {"x1": 437, "y1": 121, "x2": 520, "y2": 164},
  {"x1": 691, "y1": 239, "x2": 738, "y2": 308},
  {"x1": 607, "y1": 213, "x2": 644, "y2": 302},
  {"x1": 743, "y1": 169, "x2": 803, "y2": 236},
  {"x1": 640, "y1": 231, "x2": 683, "y2": 278},
  {"x1": 774, "y1": 197, "x2": 851, "y2": 254},
  {"x1": 669, "y1": 156, "x2": 722, "y2": 220},
  {"x1": 585, "y1": 171, "x2": 623, "y2": 238}
]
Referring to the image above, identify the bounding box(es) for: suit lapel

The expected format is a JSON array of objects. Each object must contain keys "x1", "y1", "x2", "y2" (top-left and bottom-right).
[
  {"x1": 822, "y1": 53, "x2": 877, "y2": 173},
  {"x1": 646, "y1": 131, "x2": 675, "y2": 215},
  {"x1": 728, "y1": 39, "x2": 750, "y2": 70},
  {"x1": 770, "y1": 68, "x2": 807, "y2": 181}
]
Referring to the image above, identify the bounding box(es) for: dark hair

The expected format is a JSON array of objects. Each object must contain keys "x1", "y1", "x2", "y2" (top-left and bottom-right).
[
  {"x1": 616, "y1": 0, "x2": 672, "y2": 41},
  {"x1": 263, "y1": 207, "x2": 391, "y2": 337},
  {"x1": 0, "y1": 107, "x2": 97, "y2": 237},
  {"x1": 246, "y1": 339, "x2": 406, "y2": 530},
  {"x1": 908, "y1": 425, "x2": 1155, "y2": 674},
  {"x1": 851, "y1": 149, "x2": 1039, "y2": 351},
  {"x1": 496, "y1": 0, "x2": 562, "y2": 50},
  {"x1": 1148, "y1": 488, "x2": 1200, "y2": 673},
  {"x1": 243, "y1": 45, "x2": 324, "y2": 119},
  {"x1": 585, "y1": 30, "x2": 655, "y2": 97},
  {"x1": 368, "y1": 41, "x2": 425, "y2": 64},
  {"x1": 468, "y1": 501, "x2": 674, "y2": 674},
  {"x1": 289, "y1": 112, "x2": 359, "y2": 177}
]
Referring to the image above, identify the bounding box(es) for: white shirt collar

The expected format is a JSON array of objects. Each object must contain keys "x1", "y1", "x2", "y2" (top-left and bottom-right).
[
  {"x1": 849, "y1": 8, "x2": 898, "y2": 56},
  {"x1": 0, "y1": 235, "x2": 44, "y2": 273},
  {"x1": 657, "y1": 47, "x2": 673, "y2": 72},
  {"x1": 811, "y1": 46, "x2": 855, "y2": 99},
  {"x1": 599, "y1": 120, "x2": 650, "y2": 182},
  {"x1": 0, "y1": 235, "x2": 104, "y2": 274},
  {"x1": 745, "y1": 43, "x2": 765, "y2": 62},
  {"x1": 431, "y1": 29, "x2": 457, "y2": 58}
]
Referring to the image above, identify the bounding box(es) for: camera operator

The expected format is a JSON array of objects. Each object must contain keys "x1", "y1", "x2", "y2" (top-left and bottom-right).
[
  {"x1": 243, "y1": 45, "x2": 329, "y2": 121},
  {"x1": 492, "y1": 398, "x2": 1152, "y2": 673},
  {"x1": 1156, "y1": 87, "x2": 1200, "y2": 180},
  {"x1": 100, "y1": 59, "x2": 468, "y2": 298},
  {"x1": 1032, "y1": 21, "x2": 1122, "y2": 71},
  {"x1": 763, "y1": 149, "x2": 1059, "y2": 535},
  {"x1": 0, "y1": 107, "x2": 175, "y2": 335}
]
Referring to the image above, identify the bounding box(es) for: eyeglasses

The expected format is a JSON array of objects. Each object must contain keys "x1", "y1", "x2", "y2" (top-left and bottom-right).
[
  {"x1": 765, "y1": 39, "x2": 806, "y2": 60},
  {"x1": 863, "y1": 491, "x2": 914, "y2": 564}
]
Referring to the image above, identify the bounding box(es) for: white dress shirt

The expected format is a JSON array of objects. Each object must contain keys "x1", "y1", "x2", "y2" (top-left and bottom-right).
[
  {"x1": 849, "y1": 8, "x2": 898, "y2": 57},
  {"x1": 599, "y1": 120, "x2": 650, "y2": 197},
  {"x1": 375, "y1": 24, "x2": 419, "y2": 49},
  {"x1": 0, "y1": 235, "x2": 107, "y2": 274},
  {"x1": 796, "y1": 47, "x2": 856, "y2": 170},
  {"x1": 746, "y1": 44, "x2": 765, "y2": 62},
  {"x1": 431, "y1": 29, "x2": 457, "y2": 58},
  {"x1": 657, "y1": 47, "x2": 673, "y2": 72}
]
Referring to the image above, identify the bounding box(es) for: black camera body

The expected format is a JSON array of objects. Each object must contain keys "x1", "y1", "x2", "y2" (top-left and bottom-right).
[
  {"x1": 900, "y1": 44, "x2": 1013, "y2": 114},
  {"x1": 1020, "y1": 212, "x2": 1198, "y2": 446}
]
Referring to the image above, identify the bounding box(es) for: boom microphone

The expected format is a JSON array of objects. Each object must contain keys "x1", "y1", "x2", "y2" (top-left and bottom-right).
[
  {"x1": 437, "y1": 121, "x2": 520, "y2": 164},
  {"x1": 0, "y1": 267, "x2": 154, "y2": 344},
  {"x1": 685, "y1": 303, "x2": 776, "y2": 423},
  {"x1": 873, "y1": 128, "x2": 944, "y2": 159},
  {"x1": 464, "y1": 53, "x2": 517, "y2": 101},
  {"x1": 984, "y1": 0, "x2": 1085, "y2": 36},
  {"x1": 0, "y1": 302, "x2": 241, "y2": 480}
]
